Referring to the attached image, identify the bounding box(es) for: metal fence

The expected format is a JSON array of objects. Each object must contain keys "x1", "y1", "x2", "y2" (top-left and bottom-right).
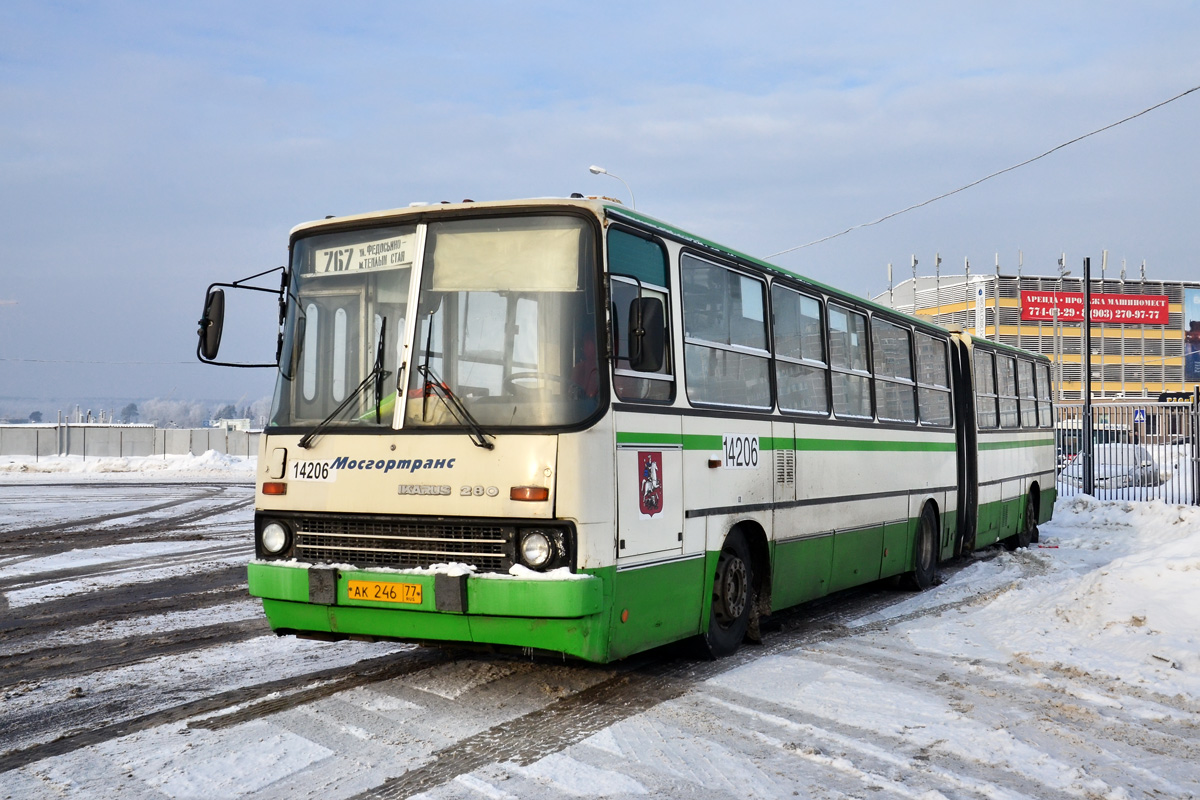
[
  {"x1": 1055, "y1": 400, "x2": 1200, "y2": 504},
  {"x1": 5, "y1": 407, "x2": 1199, "y2": 503},
  {"x1": 0, "y1": 424, "x2": 260, "y2": 460}
]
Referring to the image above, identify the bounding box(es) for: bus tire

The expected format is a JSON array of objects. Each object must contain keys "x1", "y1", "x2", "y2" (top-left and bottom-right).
[
  {"x1": 701, "y1": 530, "x2": 754, "y2": 658},
  {"x1": 1006, "y1": 492, "x2": 1038, "y2": 551},
  {"x1": 902, "y1": 504, "x2": 938, "y2": 591}
]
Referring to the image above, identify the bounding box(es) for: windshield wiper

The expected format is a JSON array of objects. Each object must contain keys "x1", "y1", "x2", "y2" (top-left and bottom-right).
[
  {"x1": 297, "y1": 318, "x2": 391, "y2": 450},
  {"x1": 372, "y1": 317, "x2": 388, "y2": 423},
  {"x1": 415, "y1": 363, "x2": 495, "y2": 450},
  {"x1": 414, "y1": 308, "x2": 494, "y2": 450}
]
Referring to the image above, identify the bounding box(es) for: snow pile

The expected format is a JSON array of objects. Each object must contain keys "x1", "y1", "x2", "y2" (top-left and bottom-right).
[
  {"x1": 904, "y1": 496, "x2": 1200, "y2": 697},
  {"x1": 0, "y1": 450, "x2": 255, "y2": 476}
]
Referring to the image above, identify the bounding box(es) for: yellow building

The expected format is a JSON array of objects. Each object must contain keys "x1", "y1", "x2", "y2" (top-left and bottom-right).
[{"x1": 879, "y1": 274, "x2": 1200, "y2": 401}]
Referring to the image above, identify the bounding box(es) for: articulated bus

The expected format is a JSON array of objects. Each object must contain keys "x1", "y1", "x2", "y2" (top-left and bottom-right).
[{"x1": 197, "y1": 198, "x2": 1055, "y2": 663}]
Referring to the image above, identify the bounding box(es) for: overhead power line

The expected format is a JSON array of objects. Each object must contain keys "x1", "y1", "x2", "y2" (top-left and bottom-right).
[{"x1": 765, "y1": 83, "x2": 1200, "y2": 259}]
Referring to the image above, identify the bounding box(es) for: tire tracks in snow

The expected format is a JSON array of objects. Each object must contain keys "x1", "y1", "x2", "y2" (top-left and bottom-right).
[
  {"x1": 0, "y1": 564, "x2": 248, "y2": 640},
  {"x1": 0, "y1": 649, "x2": 450, "y2": 774},
  {"x1": 348, "y1": 580, "x2": 973, "y2": 800},
  {"x1": 0, "y1": 487, "x2": 252, "y2": 556}
]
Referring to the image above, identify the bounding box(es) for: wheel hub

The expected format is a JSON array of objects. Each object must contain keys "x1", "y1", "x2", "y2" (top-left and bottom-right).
[{"x1": 716, "y1": 556, "x2": 748, "y2": 622}]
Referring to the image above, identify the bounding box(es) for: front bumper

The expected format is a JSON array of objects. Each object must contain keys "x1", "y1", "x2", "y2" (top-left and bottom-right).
[{"x1": 247, "y1": 561, "x2": 608, "y2": 660}]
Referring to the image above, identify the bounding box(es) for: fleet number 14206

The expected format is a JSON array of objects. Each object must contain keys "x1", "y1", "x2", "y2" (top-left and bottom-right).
[{"x1": 721, "y1": 434, "x2": 759, "y2": 469}]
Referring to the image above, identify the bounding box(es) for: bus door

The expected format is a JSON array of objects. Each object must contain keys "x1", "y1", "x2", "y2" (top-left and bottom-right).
[
  {"x1": 607, "y1": 228, "x2": 684, "y2": 564},
  {"x1": 950, "y1": 336, "x2": 978, "y2": 553},
  {"x1": 614, "y1": 411, "x2": 684, "y2": 562}
]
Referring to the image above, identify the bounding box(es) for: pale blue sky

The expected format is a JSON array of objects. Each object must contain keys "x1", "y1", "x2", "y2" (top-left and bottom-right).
[{"x1": 2, "y1": 2, "x2": 1198, "y2": 402}]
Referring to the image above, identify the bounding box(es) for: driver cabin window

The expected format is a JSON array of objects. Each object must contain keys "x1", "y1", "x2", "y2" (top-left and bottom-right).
[{"x1": 608, "y1": 228, "x2": 674, "y2": 403}]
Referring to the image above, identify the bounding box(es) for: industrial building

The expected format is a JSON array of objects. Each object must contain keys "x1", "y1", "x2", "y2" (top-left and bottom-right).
[{"x1": 879, "y1": 272, "x2": 1200, "y2": 401}]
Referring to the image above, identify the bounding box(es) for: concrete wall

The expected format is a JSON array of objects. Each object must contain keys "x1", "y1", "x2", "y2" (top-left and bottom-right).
[
  {"x1": 0, "y1": 425, "x2": 57, "y2": 458},
  {"x1": 0, "y1": 425, "x2": 260, "y2": 459}
]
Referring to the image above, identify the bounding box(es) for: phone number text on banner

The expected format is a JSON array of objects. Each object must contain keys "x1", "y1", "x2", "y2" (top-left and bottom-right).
[{"x1": 1019, "y1": 291, "x2": 1169, "y2": 325}]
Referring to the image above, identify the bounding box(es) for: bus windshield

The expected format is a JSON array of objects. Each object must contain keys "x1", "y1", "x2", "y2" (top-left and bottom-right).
[
  {"x1": 405, "y1": 215, "x2": 601, "y2": 429},
  {"x1": 269, "y1": 214, "x2": 601, "y2": 431}
]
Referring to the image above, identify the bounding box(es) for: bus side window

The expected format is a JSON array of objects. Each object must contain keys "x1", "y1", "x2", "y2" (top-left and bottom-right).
[
  {"x1": 997, "y1": 356, "x2": 1019, "y2": 428},
  {"x1": 828, "y1": 305, "x2": 872, "y2": 419},
  {"x1": 870, "y1": 317, "x2": 916, "y2": 423},
  {"x1": 975, "y1": 350, "x2": 998, "y2": 428},
  {"x1": 915, "y1": 332, "x2": 952, "y2": 426},
  {"x1": 1036, "y1": 362, "x2": 1053, "y2": 427},
  {"x1": 771, "y1": 284, "x2": 829, "y2": 415},
  {"x1": 680, "y1": 255, "x2": 771, "y2": 408},
  {"x1": 1017, "y1": 359, "x2": 1038, "y2": 428},
  {"x1": 608, "y1": 229, "x2": 674, "y2": 402}
]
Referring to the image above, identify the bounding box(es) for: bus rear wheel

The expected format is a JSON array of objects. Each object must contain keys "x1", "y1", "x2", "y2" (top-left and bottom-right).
[
  {"x1": 701, "y1": 531, "x2": 754, "y2": 658},
  {"x1": 902, "y1": 504, "x2": 938, "y2": 591},
  {"x1": 1006, "y1": 492, "x2": 1038, "y2": 551}
]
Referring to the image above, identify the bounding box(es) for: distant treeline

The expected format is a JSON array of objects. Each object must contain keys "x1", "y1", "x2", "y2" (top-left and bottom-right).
[{"x1": 1, "y1": 396, "x2": 273, "y2": 427}]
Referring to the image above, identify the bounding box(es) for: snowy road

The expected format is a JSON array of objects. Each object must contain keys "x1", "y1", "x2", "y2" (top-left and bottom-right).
[{"x1": 2, "y1": 462, "x2": 1198, "y2": 799}]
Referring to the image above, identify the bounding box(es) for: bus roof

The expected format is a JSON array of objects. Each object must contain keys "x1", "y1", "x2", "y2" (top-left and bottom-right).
[
  {"x1": 288, "y1": 197, "x2": 1044, "y2": 354},
  {"x1": 288, "y1": 197, "x2": 612, "y2": 237}
]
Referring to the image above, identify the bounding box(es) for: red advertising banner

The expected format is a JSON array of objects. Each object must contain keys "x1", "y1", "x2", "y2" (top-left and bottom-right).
[{"x1": 1019, "y1": 291, "x2": 1170, "y2": 325}]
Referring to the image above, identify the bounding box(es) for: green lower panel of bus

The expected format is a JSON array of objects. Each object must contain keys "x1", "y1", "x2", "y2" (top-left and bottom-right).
[
  {"x1": 607, "y1": 556, "x2": 706, "y2": 661},
  {"x1": 1041, "y1": 487, "x2": 1057, "y2": 522},
  {"x1": 248, "y1": 557, "x2": 714, "y2": 663},
  {"x1": 974, "y1": 487, "x2": 1055, "y2": 548},
  {"x1": 770, "y1": 514, "x2": 941, "y2": 608}
]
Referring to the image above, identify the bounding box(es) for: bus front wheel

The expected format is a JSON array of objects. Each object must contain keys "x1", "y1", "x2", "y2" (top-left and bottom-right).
[{"x1": 701, "y1": 531, "x2": 754, "y2": 658}]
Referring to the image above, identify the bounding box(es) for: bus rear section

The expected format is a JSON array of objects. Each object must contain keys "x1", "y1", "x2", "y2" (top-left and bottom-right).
[{"x1": 951, "y1": 333, "x2": 1056, "y2": 552}]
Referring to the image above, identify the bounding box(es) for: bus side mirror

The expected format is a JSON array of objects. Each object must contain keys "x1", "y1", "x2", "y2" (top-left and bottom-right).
[
  {"x1": 628, "y1": 296, "x2": 665, "y2": 372},
  {"x1": 198, "y1": 288, "x2": 226, "y2": 361}
]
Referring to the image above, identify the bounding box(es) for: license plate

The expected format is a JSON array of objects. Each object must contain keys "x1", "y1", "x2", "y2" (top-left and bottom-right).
[
  {"x1": 289, "y1": 460, "x2": 336, "y2": 482},
  {"x1": 347, "y1": 580, "x2": 422, "y2": 605}
]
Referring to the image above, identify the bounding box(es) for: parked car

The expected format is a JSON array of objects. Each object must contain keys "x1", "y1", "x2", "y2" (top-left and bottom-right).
[
  {"x1": 1060, "y1": 444, "x2": 1169, "y2": 489},
  {"x1": 1055, "y1": 420, "x2": 1131, "y2": 474}
]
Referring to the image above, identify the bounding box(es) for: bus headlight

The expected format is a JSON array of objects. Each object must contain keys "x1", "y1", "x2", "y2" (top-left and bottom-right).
[
  {"x1": 519, "y1": 530, "x2": 553, "y2": 569},
  {"x1": 261, "y1": 521, "x2": 290, "y2": 555}
]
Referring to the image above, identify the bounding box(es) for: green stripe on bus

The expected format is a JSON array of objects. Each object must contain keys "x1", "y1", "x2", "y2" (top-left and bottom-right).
[
  {"x1": 617, "y1": 431, "x2": 955, "y2": 453},
  {"x1": 614, "y1": 431, "x2": 686, "y2": 447},
  {"x1": 795, "y1": 439, "x2": 956, "y2": 453},
  {"x1": 978, "y1": 438, "x2": 1055, "y2": 450}
]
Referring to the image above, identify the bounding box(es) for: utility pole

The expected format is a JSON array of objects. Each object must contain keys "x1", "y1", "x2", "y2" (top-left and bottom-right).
[
  {"x1": 1141, "y1": 259, "x2": 1147, "y2": 398},
  {"x1": 1082, "y1": 257, "x2": 1095, "y2": 496}
]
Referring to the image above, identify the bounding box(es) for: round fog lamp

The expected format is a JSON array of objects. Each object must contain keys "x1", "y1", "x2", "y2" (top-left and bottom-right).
[
  {"x1": 261, "y1": 522, "x2": 289, "y2": 554},
  {"x1": 519, "y1": 530, "x2": 553, "y2": 569}
]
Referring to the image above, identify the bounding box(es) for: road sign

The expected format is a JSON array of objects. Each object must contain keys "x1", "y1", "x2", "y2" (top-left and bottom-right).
[{"x1": 1133, "y1": 408, "x2": 1146, "y2": 423}]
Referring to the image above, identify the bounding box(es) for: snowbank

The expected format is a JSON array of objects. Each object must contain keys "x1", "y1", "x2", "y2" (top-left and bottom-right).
[
  {"x1": 902, "y1": 496, "x2": 1200, "y2": 698},
  {"x1": 0, "y1": 451, "x2": 255, "y2": 479}
]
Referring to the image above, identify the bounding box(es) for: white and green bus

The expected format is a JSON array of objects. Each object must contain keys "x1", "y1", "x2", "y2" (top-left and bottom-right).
[{"x1": 197, "y1": 198, "x2": 1055, "y2": 663}]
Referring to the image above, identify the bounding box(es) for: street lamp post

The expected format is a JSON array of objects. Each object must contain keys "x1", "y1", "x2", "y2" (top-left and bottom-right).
[{"x1": 587, "y1": 165, "x2": 636, "y2": 209}]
